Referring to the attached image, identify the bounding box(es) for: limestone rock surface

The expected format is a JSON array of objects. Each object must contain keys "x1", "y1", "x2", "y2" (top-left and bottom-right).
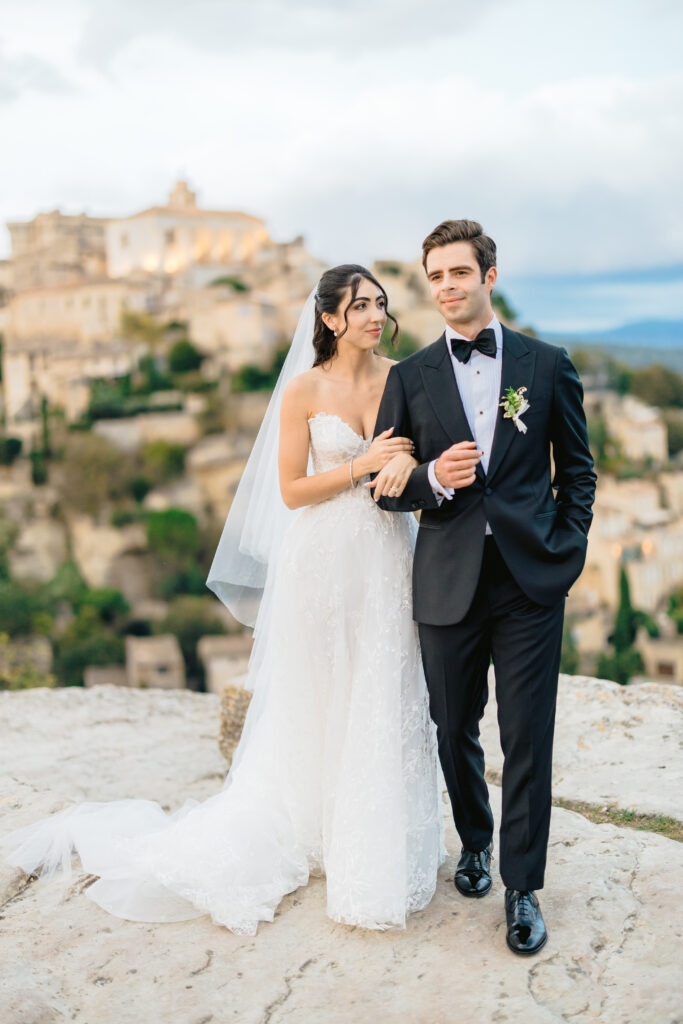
[
  {"x1": 482, "y1": 671, "x2": 683, "y2": 821},
  {"x1": 0, "y1": 683, "x2": 681, "y2": 1024}
]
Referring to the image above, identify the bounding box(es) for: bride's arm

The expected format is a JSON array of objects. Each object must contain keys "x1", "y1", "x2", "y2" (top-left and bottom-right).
[{"x1": 278, "y1": 378, "x2": 412, "y2": 510}]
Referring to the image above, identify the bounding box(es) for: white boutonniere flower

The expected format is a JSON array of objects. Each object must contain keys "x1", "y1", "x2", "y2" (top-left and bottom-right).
[{"x1": 499, "y1": 385, "x2": 530, "y2": 434}]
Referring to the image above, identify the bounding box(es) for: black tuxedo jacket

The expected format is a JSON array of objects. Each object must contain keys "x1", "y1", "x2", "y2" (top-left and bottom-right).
[{"x1": 373, "y1": 326, "x2": 597, "y2": 625}]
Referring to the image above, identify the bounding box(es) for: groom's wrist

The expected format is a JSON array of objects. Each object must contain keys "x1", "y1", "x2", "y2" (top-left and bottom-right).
[{"x1": 429, "y1": 459, "x2": 454, "y2": 500}]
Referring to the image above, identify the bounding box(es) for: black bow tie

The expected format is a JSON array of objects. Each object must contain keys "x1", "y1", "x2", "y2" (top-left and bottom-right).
[{"x1": 450, "y1": 328, "x2": 497, "y2": 364}]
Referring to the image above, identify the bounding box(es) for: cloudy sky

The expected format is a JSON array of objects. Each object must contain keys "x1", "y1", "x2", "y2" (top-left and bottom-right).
[{"x1": 1, "y1": 0, "x2": 682, "y2": 331}]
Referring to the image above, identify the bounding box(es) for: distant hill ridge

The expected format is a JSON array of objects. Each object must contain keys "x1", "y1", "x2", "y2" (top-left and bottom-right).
[{"x1": 547, "y1": 319, "x2": 683, "y2": 349}]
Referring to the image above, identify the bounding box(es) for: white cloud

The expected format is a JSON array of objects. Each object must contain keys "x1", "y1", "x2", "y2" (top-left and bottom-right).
[
  {"x1": 0, "y1": 0, "x2": 681, "y2": 291},
  {"x1": 74, "y1": 0, "x2": 503, "y2": 66}
]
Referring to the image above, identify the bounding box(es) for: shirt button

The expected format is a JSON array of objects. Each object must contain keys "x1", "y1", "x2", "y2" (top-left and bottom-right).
[
  {"x1": 476, "y1": 371, "x2": 480, "y2": 375},
  {"x1": 479, "y1": 410, "x2": 484, "y2": 415}
]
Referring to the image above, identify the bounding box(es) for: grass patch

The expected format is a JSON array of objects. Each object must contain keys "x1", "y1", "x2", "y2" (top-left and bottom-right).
[
  {"x1": 484, "y1": 769, "x2": 682, "y2": 842},
  {"x1": 555, "y1": 798, "x2": 683, "y2": 843}
]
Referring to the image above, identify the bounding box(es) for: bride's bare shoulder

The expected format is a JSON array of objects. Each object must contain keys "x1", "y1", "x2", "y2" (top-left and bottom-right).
[{"x1": 282, "y1": 368, "x2": 322, "y2": 415}]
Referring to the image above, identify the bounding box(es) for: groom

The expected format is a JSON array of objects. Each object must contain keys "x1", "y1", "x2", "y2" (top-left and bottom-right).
[{"x1": 372, "y1": 219, "x2": 596, "y2": 955}]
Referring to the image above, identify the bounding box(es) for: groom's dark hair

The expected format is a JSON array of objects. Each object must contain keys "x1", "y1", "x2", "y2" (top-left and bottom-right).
[{"x1": 422, "y1": 220, "x2": 496, "y2": 282}]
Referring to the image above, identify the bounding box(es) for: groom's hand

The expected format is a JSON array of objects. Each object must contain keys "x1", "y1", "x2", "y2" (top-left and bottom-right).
[{"x1": 435, "y1": 441, "x2": 483, "y2": 489}]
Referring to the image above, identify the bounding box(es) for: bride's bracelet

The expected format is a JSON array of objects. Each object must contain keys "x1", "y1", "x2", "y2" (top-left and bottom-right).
[{"x1": 349, "y1": 459, "x2": 358, "y2": 489}]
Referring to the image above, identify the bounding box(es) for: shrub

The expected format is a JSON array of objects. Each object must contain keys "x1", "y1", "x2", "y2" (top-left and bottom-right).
[
  {"x1": 168, "y1": 339, "x2": 204, "y2": 374},
  {"x1": 630, "y1": 365, "x2": 683, "y2": 409},
  {"x1": 0, "y1": 437, "x2": 22, "y2": 465},
  {"x1": 141, "y1": 441, "x2": 186, "y2": 484},
  {"x1": 0, "y1": 633, "x2": 55, "y2": 690},
  {"x1": 129, "y1": 476, "x2": 151, "y2": 504},
  {"x1": 208, "y1": 276, "x2": 249, "y2": 291},
  {"x1": 53, "y1": 607, "x2": 125, "y2": 687},
  {"x1": 231, "y1": 364, "x2": 273, "y2": 392},
  {"x1": 0, "y1": 581, "x2": 37, "y2": 636},
  {"x1": 59, "y1": 434, "x2": 135, "y2": 515},
  {"x1": 30, "y1": 451, "x2": 48, "y2": 486},
  {"x1": 596, "y1": 648, "x2": 644, "y2": 687},
  {"x1": 158, "y1": 565, "x2": 208, "y2": 599},
  {"x1": 146, "y1": 508, "x2": 200, "y2": 570},
  {"x1": 79, "y1": 587, "x2": 129, "y2": 625}
]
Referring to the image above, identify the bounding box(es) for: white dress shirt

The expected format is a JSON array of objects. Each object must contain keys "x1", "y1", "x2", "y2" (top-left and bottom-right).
[{"x1": 427, "y1": 314, "x2": 503, "y2": 535}]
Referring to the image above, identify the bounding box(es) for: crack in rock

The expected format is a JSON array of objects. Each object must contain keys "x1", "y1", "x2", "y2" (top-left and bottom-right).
[
  {"x1": 190, "y1": 950, "x2": 214, "y2": 977},
  {"x1": 261, "y1": 958, "x2": 316, "y2": 1024}
]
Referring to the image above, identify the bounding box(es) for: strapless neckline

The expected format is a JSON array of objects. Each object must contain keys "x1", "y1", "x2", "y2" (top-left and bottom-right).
[{"x1": 307, "y1": 411, "x2": 372, "y2": 444}]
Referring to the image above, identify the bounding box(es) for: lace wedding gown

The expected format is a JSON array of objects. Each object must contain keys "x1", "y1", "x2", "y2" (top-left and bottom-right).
[{"x1": 1, "y1": 413, "x2": 445, "y2": 935}]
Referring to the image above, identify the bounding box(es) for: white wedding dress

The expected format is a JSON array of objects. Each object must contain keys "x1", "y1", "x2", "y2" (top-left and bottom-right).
[{"x1": 1, "y1": 413, "x2": 445, "y2": 935}]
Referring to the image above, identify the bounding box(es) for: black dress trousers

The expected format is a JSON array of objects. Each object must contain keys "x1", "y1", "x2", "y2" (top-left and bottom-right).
[{"x1": 418, "y1": 535, "x2": 565, "y2": 892}]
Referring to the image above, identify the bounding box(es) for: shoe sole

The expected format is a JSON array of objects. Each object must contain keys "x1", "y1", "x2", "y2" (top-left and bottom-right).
[
  {"x1": 454, "y1": 879, "x2": 493, "y2": 898},
  {"x1": 505, "y1": 930, "x2": 548, "y2": 956}
]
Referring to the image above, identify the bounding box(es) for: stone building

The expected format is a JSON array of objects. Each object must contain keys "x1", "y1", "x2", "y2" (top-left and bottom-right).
[
  {"x1": 6, "y1": 209, "x2": 108, "y2": 291},
  {"x1": 569, "y1": 477, "x2": 682, "y2": 614},
  {"x1": 125, "y1": 634, "x2": 185, "y2": 690},
  {"x1": 601, "y1": 392, "x2": 668, "y2": 464},
  {"x1": 636, "y1": 629, "x2": 683, "y2": 684},
  {"x1": 106, "y1": 180, "x2": 270, "y2": 282}
]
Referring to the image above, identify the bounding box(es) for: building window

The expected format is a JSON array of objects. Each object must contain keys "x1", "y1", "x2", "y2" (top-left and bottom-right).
[
  {"x1": 164, "y1": 229, "x2": 175, "y2": 245},
  {"x1": 656, "y1": 662, "x2": 675, "y2": 678},
  {"x1": 120, "y1": 233, "x2": 128, "y2": 248}
]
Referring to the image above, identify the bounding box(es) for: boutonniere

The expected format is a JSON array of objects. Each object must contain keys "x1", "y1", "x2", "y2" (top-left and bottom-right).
[{"x1": 499, "y1": 386, "x2": 530, "y2": 434}]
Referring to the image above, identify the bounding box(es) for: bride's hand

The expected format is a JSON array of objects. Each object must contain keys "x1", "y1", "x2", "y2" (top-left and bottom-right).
[
  {"x1": 366, "y1": 452, "x2": 419, "y2": 501},
  {"x1": 358, "y1": 428, "x2": 415, "y2": 475}
]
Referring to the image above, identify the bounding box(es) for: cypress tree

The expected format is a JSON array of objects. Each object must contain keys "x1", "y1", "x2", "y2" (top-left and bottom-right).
[{"x1": 613, "y1": 567, "x2": 636, "y2": 654}]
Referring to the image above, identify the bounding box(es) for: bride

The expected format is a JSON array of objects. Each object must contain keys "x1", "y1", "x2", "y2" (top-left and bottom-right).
[{"x1": 1, "y1": 265, "x2": 445, "y2": 935}]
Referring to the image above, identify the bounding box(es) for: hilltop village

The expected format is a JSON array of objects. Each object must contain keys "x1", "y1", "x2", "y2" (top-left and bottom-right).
[{"x1": 1, "y1": 182, "x2": 682, "y2": 692}]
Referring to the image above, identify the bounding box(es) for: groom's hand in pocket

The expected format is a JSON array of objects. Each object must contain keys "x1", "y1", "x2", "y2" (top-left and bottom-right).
[{"x1": 435, "y1": 441, "x2": 482, "y2": 489}]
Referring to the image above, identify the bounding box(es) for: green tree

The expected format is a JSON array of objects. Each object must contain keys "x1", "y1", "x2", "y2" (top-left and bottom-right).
[
  {"x1": 59, "y1": 434, "x2": 135, "y2": 515},
  {"x1": 0, "y1": 581, "x2": 41, "y2": 636},
  {"x1": 30, "y1": 449, "x2": 48, "y2": 485},
  {"x1": 380, "y1": 325, "x2": 420, "y2": 361},
  {"x1": 141, "y1": 440, "x2": 186, "y2": 484},
  {"x1": 146, "y1": 508, "x2": 200, "y2": 572},
  {"x1": 613, "y1": 567, "x2": 637, "y2": 654},
  {"x1": 607, "y1": 361, "x2": 634, "y2": 396},
  {"x1": 53, "y1": 606, "x2": 125, "y2": 687},
  {"x1": 630, "y1": 365, "x2": 683, "y2": 408},
  {"x1": 598, "y1": 567, "x2": 645, "y2": 685},
  {"x1": 168, "y1": 338, "x2": 204, "y2": 374},
  {"x1": 79, "y1": 587, "x2": 129, "y2": 625},
  {"x1": 491, "y1": 291, "x2": 517, "y2": 322},
  {"x1": 0, "y1": 437, "x2": 22, "y2": 465},
  {"x1": 134, "y1": 354, "x2": 172, "y2": 394},
  {"x1": 40, "y1": 395, "x2": 51, "y2": 458},
  {"x1": 586, "y1": 416, "x2": 610, "y2": 467},
  {"x1": 208, "y1": 276, "x2": 249, "y2": 291},
  {"x1": 0, "y1": 510, "x2": 19, "y2": 581},
  {"x1": 662, "y1": 410, "x2": 683, "y2": 457},
  {"x1": 596, "y1": 648, "x2": 644, "y2": 687},
  {"x1": 130, "y1": 476, "x2": 151, "y2": 504},
  {"x1": 47, "y1": 560, "x2": 87, "y2": 609},
  {"x1": 231, "y1": 364, "x2": 273, "y2": 392}
]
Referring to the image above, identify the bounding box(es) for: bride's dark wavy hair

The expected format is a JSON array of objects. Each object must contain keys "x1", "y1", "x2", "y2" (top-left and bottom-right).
[{"x1": 312, "y1": 264, "x2": 399, "y2": 368}]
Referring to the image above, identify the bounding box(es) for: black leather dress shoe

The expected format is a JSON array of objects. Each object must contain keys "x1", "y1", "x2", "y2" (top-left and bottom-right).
[
  {"x1": 505, "y1": 889, "x2": 548, "y2": 955},
  {"x1": 454, "y1": 844, "x2": 493, "y2": 898}
]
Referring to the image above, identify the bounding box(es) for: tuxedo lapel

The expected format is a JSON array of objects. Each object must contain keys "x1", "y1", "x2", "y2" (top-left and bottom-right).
[
  {"x1": 485, "y1": 326, "x2": 536, "y2": 486},
  {"x1": 420, "y1": 336, "x2": 485, "y2": 483}
]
